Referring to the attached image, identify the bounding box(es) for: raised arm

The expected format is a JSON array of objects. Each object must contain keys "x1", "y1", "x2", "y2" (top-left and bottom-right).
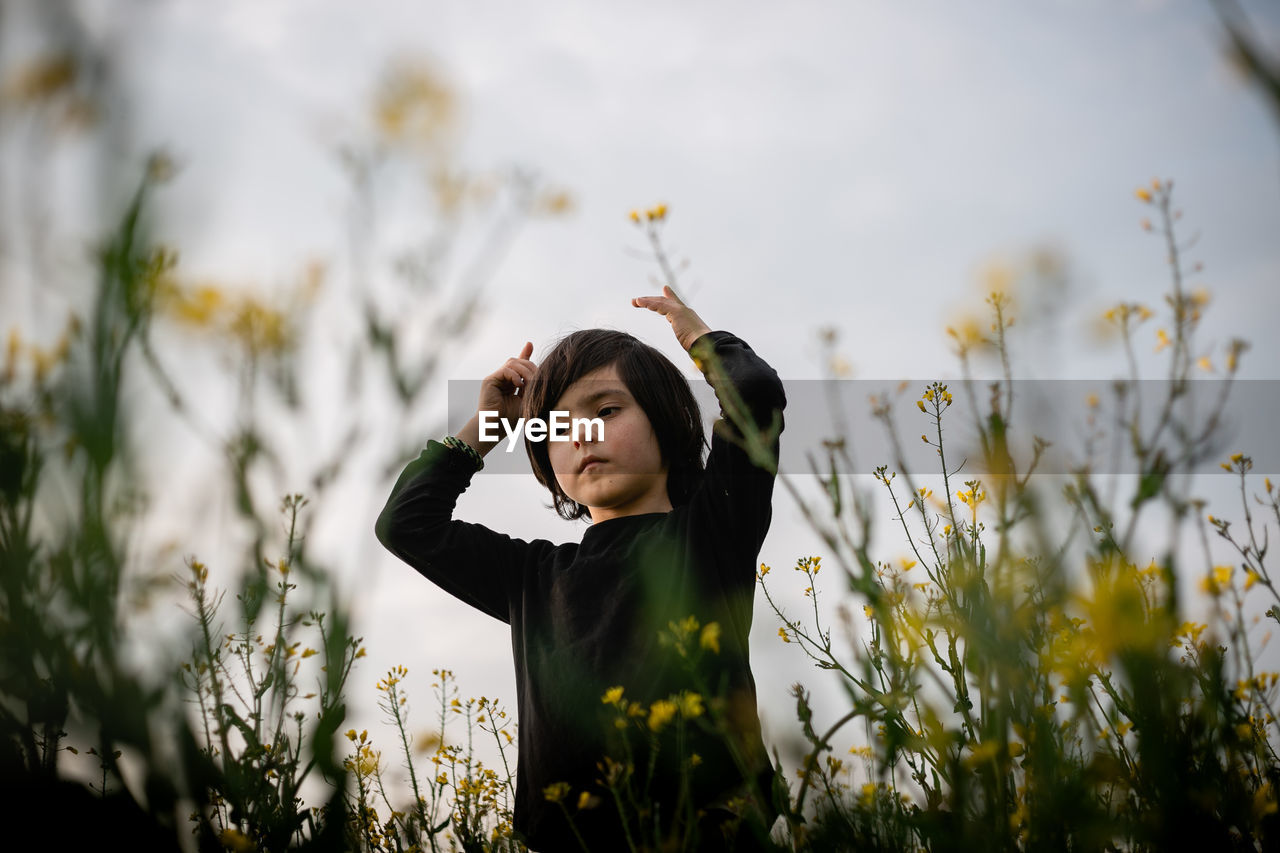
[
  {"x1": 632, "y1": 288, "x2": 786, "y2": 576},
  {"x1": 375, "y1": 342, "x2": 550, "y2": 623},
  {"x1": 631, "y1": 285, "x2": 785, "y2": 458}
]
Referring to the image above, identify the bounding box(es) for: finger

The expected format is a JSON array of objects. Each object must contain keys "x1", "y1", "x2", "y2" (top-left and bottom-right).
[
  {"x1": 507, "y1": 361, "x2": 536, "y2": 383},
  {"x1": 662, "y1": 284, "x2": 684, "y2": 304},
  {"x1": 488, "y1": 365, "x2": 521, "y2": 385},
  {"x1": 503, "y1": 367, "x2": 528, "y2": 388},
  {"x1": 632, "y1": 296, "x2": 674, "y2": 314},
  {"x1": 518, "y1": 341, "x2": 533, "y2": 359}
]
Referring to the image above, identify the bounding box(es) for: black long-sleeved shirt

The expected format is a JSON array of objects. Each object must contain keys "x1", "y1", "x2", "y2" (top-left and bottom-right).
[{"x1": 375, "y1": 331, "x2": 785, "y2": 850}]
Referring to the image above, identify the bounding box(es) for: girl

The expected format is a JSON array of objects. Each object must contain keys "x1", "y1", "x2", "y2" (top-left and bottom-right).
[{"x1": 376, "y1": 286, "x2": 785, "y2": 851}]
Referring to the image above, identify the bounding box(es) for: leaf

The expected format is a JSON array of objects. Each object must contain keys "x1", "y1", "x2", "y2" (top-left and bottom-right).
[
  {"x1": 221, "y1": 704, "x2": 260, "y2": 753},
  {"x1": 1131, "y1": 451, "x2": 1169, "y2": 509}
]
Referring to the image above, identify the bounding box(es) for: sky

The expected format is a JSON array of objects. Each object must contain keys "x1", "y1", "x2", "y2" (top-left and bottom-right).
[{"x1": 5, "y1": 0, "x2": 1280, "y2": 806}]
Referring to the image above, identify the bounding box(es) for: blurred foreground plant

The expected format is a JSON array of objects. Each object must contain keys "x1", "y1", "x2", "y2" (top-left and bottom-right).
[
  {"x1": 753, "y1": 179, "x2": 1280, "y2": 851},
  {"x1": 1, "y1": 9, "x2": 566, "y2": 845}
]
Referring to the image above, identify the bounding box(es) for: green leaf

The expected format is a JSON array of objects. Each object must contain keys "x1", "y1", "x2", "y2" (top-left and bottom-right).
[{"x1": 221, "y1": 703, "x2": 260, "y2": 753}]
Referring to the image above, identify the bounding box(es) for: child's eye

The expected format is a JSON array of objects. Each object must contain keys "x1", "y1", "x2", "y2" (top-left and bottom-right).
[{"x1": 597, "y1": 406, "x2": 618, "y2": 417}]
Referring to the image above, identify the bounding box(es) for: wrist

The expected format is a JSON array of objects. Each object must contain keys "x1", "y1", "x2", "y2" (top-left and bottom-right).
[
  {"x1": 442, "y1": 435, "x2": 484, "y2": 470},
  {"x1": 456, "y1": 413, "x2": 502, "y2": 459},
  {"x1": 681, "y1": 324, "x2": 713, "y2": 352}
]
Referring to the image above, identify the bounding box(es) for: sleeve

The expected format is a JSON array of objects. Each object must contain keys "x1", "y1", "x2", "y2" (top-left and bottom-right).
[
  {"x1": 685, "y1": 331, "x2": 786, "y2": 583},
  {"x1": 374, "y1": 440, "x2": 551, "y2": 624}
]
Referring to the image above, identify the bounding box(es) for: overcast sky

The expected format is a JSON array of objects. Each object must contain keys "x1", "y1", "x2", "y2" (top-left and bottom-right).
[{"x1": 7, "y1": 0, "x2": 1280, "y2": 796}]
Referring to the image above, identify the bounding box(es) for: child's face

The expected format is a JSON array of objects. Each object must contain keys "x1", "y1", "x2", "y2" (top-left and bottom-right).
[{"x1": 547, "y1": 363, "x2": 671, "y2": 523}]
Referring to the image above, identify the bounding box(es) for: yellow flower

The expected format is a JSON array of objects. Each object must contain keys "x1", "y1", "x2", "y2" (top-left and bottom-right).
[
  {"x1": 963, "y1": 740, "x2": 1001, "y2": 768},
  {"x1": 628, "y1": 210, "x2": 640, "y2": 223},
  {"x1": 700, "y1": 622, "x2": 721, "y2": 654},
  {"x1": 1199, "y1": 565, "x2": 1234, "y2": 596},
  {"x1": 778, "y1": 626, "x2": 791, "y2": 644},
  {"x1": 173, "y1": 284, "x2": 226, "y2": 328},
  {"x1": 1135, "y1": 187, "x2": 1152, "y2": 202},
  {"x1": 229, "y1": 298, "x2": 293, "y2": 357},
  {"x1": 543, "y1": 781, "x2": 570, "y2": 803},
  {"x1": 218, "y1": 827, "x2": 256, "y2": 852},
  {"x1": 601, "y1": 686, "x2": 625, "y2": 706},
  {"x1": 1245, "y1": 570, "x2": 1260, "y2": 591},
  {"x1": 1254, "y1": 782, "x2": 1278, "y2": 823},
  {"x1": 1154, "y1": 328, "x2": 1170, "y2": 352},
  {"x1": 1172, "y1": 621, "x2": 1207, "y2": 648},
  {"x1": 536, "y1": 190, "x2": 575, "y2": 216},
  {"x1": 648, "y1": 699, "x2": 678, "y2": 731},
  {"x1": 677, "y1": 692, "x2": 705, "y2": 718},
  {"x1": 357, "y1": 748, "x2": 379, "y2": 776}
]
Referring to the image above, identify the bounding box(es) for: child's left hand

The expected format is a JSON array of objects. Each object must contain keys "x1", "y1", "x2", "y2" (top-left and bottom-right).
[{"x1": 632, "y1": 285, "x2": 712, "y2": 352}]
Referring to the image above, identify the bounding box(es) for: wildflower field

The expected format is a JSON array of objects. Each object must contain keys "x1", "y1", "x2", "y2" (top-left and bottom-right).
[{"x1": 4, "y1": 3, "x2": 1280, "y2": 851}]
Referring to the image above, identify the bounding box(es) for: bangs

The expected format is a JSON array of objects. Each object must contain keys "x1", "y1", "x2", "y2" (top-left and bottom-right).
[{"x1": 522, "y1": 330, "x2": 707, "y2": 521}]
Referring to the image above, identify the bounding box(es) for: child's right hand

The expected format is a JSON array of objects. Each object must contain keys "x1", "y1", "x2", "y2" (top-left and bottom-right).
[{"x1": 476, "y1": 341, "x2": 537, "y2": 423}]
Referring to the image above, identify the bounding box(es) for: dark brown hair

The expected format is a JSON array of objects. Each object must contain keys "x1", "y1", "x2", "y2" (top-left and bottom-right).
[{"x1": 521, "y1": 329, "x2": 707, "y2": 521}]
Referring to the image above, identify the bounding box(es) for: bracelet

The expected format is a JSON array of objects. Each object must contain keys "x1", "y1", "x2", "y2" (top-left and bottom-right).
[{"x1": 442, "y1": 435, "x2": 484, "y2": 472}]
